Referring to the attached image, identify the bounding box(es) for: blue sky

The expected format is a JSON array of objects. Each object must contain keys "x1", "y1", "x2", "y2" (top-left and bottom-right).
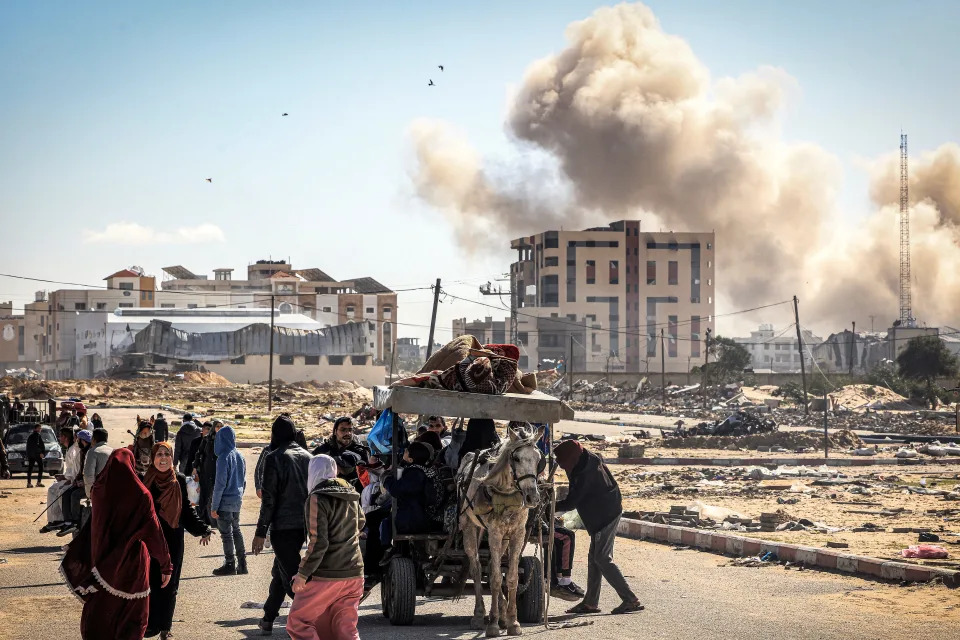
[{"x1": 2, "y1": 1, "x2": 959, "y2": 341}]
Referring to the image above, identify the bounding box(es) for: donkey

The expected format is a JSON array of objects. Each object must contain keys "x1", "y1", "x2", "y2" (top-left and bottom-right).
[{"x1": 457, "y1": 424, "x2": 545, "y2": 637}]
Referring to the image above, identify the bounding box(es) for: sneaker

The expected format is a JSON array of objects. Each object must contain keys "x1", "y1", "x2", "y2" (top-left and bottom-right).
[
  {"x1": 550, "y1": 583, "x2": 583, "y2": 602},
  {"x1": 56, "y1": 523, "x2": 79, "y2": 537},
  {"x1": 40, "y1": 522, "x2": 63, "y2": 534},
  {"x1": 257, "y1": 618, "x2": 273, "y2": 636},
  {"x1": 212, "y1": 562, "x2": 236, "y2": 576}
]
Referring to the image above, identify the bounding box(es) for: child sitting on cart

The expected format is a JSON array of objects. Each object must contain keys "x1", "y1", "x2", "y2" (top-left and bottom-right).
[{"x1": 380, "y1": 441, "x2": 441, "y2": 550}]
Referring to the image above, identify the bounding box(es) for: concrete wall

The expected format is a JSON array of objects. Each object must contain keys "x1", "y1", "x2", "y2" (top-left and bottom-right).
[{"x1": 206, "y1": 354, "x2": 386, "y2": 387}]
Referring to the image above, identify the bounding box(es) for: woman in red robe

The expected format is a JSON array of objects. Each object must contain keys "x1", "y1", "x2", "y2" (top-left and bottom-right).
[{"x1": 61, "y1": 447, "x2": 173, "y2": 640}]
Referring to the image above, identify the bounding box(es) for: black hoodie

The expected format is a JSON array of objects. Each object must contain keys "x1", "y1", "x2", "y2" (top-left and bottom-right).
[{"x1": 555, "y1": 449, "x2": 622, "y2": 534}]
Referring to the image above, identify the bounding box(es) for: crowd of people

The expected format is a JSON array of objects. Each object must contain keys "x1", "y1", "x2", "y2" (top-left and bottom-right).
[{"x1": 2, "y1": 404, "x2": 645, "y2": 639}]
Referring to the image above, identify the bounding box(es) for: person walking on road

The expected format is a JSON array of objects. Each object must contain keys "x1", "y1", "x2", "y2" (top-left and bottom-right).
[
  {"x1": 211, "y1": 425, "x2": 247, "y2": 576},
  {"x1": 554, "y1": 440, "x2": 644, "y2": 616},
  {"x1": 286, "y1": 455, "x2": 365, "y2": 640},
  {"x1": 253, "y1": 415, "x2": 312, "y2": 636},
  {"x1": 173, "y1": 413, "x2": 201, "y2": 476},
  {"x1": 152, "y1": 412, "x2": 168, "y2": 443},
  {"x1": 60, "y1": 448, "x2": 173, "y2": 640},
  {"x1": 143, "y1": 442, "x2": 213, "y2": 639},
  {"x1": 26, "y1": 422, "x2": 46, "y2": 487},
  {"x1": 83, "y1": 428, "x2": 113, "y2": 498}
]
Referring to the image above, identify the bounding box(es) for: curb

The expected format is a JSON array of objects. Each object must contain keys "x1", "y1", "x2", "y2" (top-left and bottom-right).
[
  {"x1": 616, "y1": 518, "x2": 959, "y2": 585},
  {"x1": 236, "y1": 441, "x2": 269, "y2": 449},
  {"x1": 606, "y1": 457, "x2": 958, "y2": 467}
]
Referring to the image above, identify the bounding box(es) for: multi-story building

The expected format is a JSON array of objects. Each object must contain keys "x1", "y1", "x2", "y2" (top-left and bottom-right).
[
  {"x1": 0, "y1": 301, "x2": 33, "y2": 372},
  {"x1": 733, "y1": 324, "x2": 822, "y2": 373},
  {"x1": 25, "y1": 261, "x2": 398, "y2": 379},
  {"x1": 507, "y1": 220, "x2": 715, "y2": 373}
]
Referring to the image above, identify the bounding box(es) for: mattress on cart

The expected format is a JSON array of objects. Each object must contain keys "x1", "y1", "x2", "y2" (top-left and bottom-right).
[{"x1": 372, "y1": 386, "x2": 574, "y2": 423}]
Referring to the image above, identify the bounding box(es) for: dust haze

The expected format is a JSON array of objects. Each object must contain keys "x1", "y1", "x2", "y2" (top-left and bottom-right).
[{"x1": 407, "y1": 3, "x2": 960, "y2": 334}]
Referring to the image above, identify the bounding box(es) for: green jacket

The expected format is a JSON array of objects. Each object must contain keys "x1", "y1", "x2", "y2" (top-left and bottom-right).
[{"x1": 298, "y1": 478, "x2": 365, "y2": 581}]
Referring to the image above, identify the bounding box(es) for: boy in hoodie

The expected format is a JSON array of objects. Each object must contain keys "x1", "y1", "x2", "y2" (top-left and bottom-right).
[
  {"x1": 286, "y1": 455, "x2": 364, "y2": 640},
  {"x1": 211, "y1": 425, "x2": 247, "y2": 576},
  {"x1": 554, "y1": 440, "x2": 643, "y2": 616}
]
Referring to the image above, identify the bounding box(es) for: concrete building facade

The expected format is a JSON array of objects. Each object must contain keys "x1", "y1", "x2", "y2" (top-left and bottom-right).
[
  {"x1": 733, "y1": 324, "x2": 823, "y2": 373},
  {"x1": 507, "y1": 220, "x2": 715, "y2": 374}
]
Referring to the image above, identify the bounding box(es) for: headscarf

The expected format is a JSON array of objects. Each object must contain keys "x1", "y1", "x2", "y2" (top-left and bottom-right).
[
  {"x1": 459, "y1": 418, "x2": 500, "y2": 465},
  {"x1": 308, "y1": 454, "x2": 337, "y2": 492},
  {"x1": 142, "y1": 442, "x2": 181, "y2": 529},
  {"x1": 554, "y1": 440, "x2": 583, "y2": 472},
  {"x1": 61, "y1": 449, "x2": 171, "y2": 600},
  {"x1": 130, "y1": 421, "x2": 155, "y2": 476},
  {"x1": 76, "y1": 430, "x2": 92, "y2": 444},
  {"x1": 270, "y1": 415, "x2": 297, "y2": 449}
]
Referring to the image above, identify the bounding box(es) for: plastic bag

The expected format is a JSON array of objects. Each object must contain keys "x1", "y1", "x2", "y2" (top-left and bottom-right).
[
  {"x1": 562, "y1": 511, "x2": 584, "y2": 530},
  {"x1": 185, "y1": 476, "x2": 200, "y2": 504},
  {"x1": 367, "y1": 409, "x2": 407, "y2": 456},
  {"x1": 901, "y1": 545, "x2": 949, "y2": 559}
]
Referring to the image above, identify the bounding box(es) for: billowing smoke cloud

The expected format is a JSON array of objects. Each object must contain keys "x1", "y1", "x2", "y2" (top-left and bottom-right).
[{"x1": 408, "y1": 2, "x2": 960, "y2": 333}]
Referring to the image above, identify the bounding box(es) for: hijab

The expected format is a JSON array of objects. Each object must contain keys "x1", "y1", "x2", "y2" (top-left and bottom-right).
[
  {"x1": 307, "y1": 454, "x2": 337, "y2": 492},
  {"x1": 459, "y1": 418, "x2": 500, "y2": 465},
  {"x1": 142, "y1": 442, "x2": 181, "y2": 529},
  {"x1": 131, "y1": 421, "x2": 155, "y2": 476},
  {"x1": 61, "y1": 448, "x2": 171, "y2": 600}
]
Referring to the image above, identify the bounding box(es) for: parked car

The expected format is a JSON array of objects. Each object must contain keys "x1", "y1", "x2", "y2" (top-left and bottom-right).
[{"x1": 3, "y1": 423, "x2": 63, "y2": 476}]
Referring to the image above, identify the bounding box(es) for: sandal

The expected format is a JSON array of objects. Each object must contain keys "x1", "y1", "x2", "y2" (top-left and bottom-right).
[
  {"x1": 566, "y1": 602, "x2": 601, "y2": 615},
  {"x1": 611, "y1": 600, "x2": 645, "y2": 615}
]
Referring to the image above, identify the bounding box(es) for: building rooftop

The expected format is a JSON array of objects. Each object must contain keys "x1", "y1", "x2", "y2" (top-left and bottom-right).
[
  {"x1": 350, "y1": 277, "x2": 393, "y2": 294},
  {"x1": 104, "y1": 269, "x2": 142, "y2": 279}
]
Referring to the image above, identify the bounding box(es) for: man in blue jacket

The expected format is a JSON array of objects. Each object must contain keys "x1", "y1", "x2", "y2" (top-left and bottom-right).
[{"x1": 210, "y1": 425, "x2": 247, "y2": 576}]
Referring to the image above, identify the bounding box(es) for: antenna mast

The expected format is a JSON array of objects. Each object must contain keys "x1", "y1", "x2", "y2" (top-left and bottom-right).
[{"x1": 899, "y1": 133, "x2": 914, "y2": 327}]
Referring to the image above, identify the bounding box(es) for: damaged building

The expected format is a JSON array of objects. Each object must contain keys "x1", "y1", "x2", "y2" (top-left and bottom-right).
[{"x1": 76, "y1": 308, "x2": 385, "y2": 386}]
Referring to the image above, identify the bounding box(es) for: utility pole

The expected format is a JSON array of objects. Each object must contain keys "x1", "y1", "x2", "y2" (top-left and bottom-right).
[
  {"x1": 823, "y1": 387, "x2": 829, "y2": 458},
  {"x1": 425, "y1": 278, "x2": 441, "y2": 360},
  {"x1": 869, "y1": 315, "x2": 876, "y2": 333},
  {"x1": 660, "y1": 328, "x2": 666, "y2": 407},
  {"x1": 793, "y1": 296, "x2": 809, "y2": 415},
  {"x1": 568, "y1": 334, "x2": 574, "y2": 393},
  {"x1": 702, "y1": 328, "x2": 712, "y2": 409},
  {"x1": 268, "y1": 294, "x2": 275, "y2": 413},
  {"x1": 849, "y1": 321, "x2": 856, "y2": 375}
]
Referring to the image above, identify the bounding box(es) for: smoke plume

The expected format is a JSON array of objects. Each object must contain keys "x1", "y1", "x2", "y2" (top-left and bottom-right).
[{"x1": 408, "y1": 2, "x2": 960, "y2": 333}]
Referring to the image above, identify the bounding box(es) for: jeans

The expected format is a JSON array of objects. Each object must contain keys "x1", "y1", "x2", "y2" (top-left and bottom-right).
[
  {"x1": 583, "y1": 515, "x2": 637, "y2": 609},
  {"x1": 216, "y1": 511, "x2": 246, "y2": 562},
  {"x1": 263, "y1": 528, "x2": 306, "y2": 622},
  {"x1": 27, "y1": 457, "x2": 44, "y2": 484}
]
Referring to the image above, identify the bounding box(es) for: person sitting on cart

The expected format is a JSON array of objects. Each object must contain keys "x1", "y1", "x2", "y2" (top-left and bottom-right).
[
  {"x1": 379, "y1": 441, "x2": 440, "y2": 550},
  {"x1": 457, "y1": 417, "x2": 500, "y2": 467},
  {"x1": 312, "y1": 417, "x2": 369, "y2": 493}
]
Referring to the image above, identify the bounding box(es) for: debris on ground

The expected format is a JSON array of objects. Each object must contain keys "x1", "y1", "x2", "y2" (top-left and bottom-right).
[{"x1": 901, "y1": 545, "x2": 950, "y2": 559}]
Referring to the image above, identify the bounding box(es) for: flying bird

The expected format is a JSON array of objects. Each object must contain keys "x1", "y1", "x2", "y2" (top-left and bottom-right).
[
  {"x1": 428, "y1": 79, "x2": 435, "y2": 86},
  {"x1": 438, "y1": 65, "x2": 444, "y2": 71},
  {"x1": 205, "y1": 178, "x2": 212, "y2": 183},
  {"x1": 282, "y1": 113, "x2": 288, "y2": 116}
]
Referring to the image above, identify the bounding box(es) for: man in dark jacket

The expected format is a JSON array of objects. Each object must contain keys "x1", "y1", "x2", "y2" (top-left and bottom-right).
[
  {"x1": 252, "y1": 415, "x2": 312, "y2": 635},
  {"x1": 554, "y1": 440, "x2": 643, "y2": 615},
  {"x1": 153, "y1": 412, "x2": 169, "y2": 443},
  {"x1": 192, "y1": 421, "x2": 220, "y2": 525},
  {"x1": 173, "y1": 413, "x2": 201, "y2": 476},
  {"x1": 313, "y1": 417, "x2": 369, "y2": 493},
  {"x1": 0, "y1": 439, "x2": 10, "y2": 479},
  {"x1": 26, "y1": 423, "x2": 46, "y2": 488}
]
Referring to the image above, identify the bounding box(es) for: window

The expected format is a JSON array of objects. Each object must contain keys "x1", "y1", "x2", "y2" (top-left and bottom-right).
[
  {"x1": 668, "y1": 316, "x2": 678, "y2": 357},
  {"x1": 118, "y1": 303, "x2": 133, "y2": 308},
  {"x1": 187, "y1": 303, "x2": 198, "y2": 309},
  {"x1": 517, "y1": 332, "x2": 529, "y2": 345},
  {"x1": 118, "y1": 282, "x2": 134, "y2": 291},
  {"x1": 609, "y1": 260, "x2": 619, "y2": 285},
  {"x1": 383, "y1": 305, "x2": 392, "y2": 319},
  {"x1": 279, "y1": 355, "x2": 294, "y2": 365},
  {"x1": 592, "y1": 332, "x2": 600, "y2": 353},
  {"x1": 566, "y1": 314, "x2": 577, "y2": 321},
  {"x1": 366, "y1": 307, "x2": 374, "y2": 314},
  {"x1": 75, "y1": 303, "x2": 86, "y2": 310},
  {"x1": 585, "y1": 260, "x2": 596, "y2": 284},
  {"x1": 646, "y1": 261, "x2": 656, "y2": 285},
  {"x1": 230, "y1": 356, "x2": 245, "y2": 365},
  {"x1": 160, "y1": 303, "x2": 175, "y2": 309},
  {"x1": 328, "y1": 355, "x2": 345, "y2": 365},
  {"x1": 346, "y1": 305, "x2": 355, "y2": 317},
  {"x1": 237, "y1": 305, "x2": 246, "y2": 309},
  {"x1": 351, "y1": 355, "x2": 367, "y2": 366},
  {"x1": 96, "y1": 302, "x2": 107, "y2": 310},
  {"x1": 322, "y1": 307, "x2": 332, "y2": 313},
  {"x1": 18, "y1": 326, "x2": 24, "y2": 356},
  {"x1": 691, "y1": 316, "x2": 701, "y2": 358},
  {"x1": 544, "y1": 231, "x2": 559, "y2": 249},
  {"x1": 541, "y1": 335, "x2": 559, "y2": 348},
  {"x1": 40, "y1": 316, "x2": 44, "y2": 327},
  {"x1": 206, "y1": 304, "x2": 216, "y2": 308},
  {"x1": 668, "y1": 261, "x2": 679, "y2": 285},
  {"x1": 305, "y1": 355, "x2": 320, "y2": 365},
  {"x1": 540, "y1": 275, "x2": 559, "y2": 307},
  {"x1": 544, "y1": 256, "x2": 559, "y2": 267}
]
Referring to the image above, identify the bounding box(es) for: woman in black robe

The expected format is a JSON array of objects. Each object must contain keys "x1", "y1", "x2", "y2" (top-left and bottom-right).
[{"x1": 142, "y1": 442, "x2": 213, "y2": 639}]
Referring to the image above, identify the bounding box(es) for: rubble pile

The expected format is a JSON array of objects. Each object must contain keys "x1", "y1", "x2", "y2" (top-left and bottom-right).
[
  {"x1": 674, "y1": 411, "x2": 778, "y2": 438},
  {"x1": 659, "y1": 429, "x2": 864, "y2": 451}
]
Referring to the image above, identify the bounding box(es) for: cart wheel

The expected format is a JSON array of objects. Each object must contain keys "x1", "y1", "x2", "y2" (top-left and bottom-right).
[
  {"x1": 386, "y1": 556, "x2": 416, "y2": 625},
  {"x1": 516, "y1": 555, "x2": 544, "y2": 624}
]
